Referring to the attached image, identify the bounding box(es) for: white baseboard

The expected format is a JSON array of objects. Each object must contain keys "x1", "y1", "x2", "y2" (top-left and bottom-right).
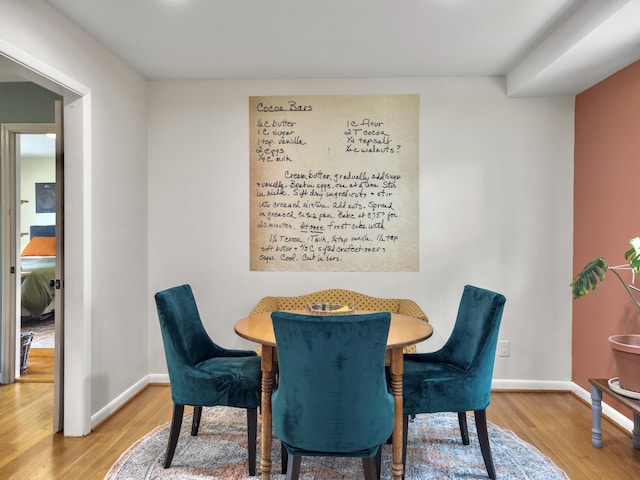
[
  {"x1": 90, "y1": 376, "x2": 150, "y2": 428},
  {"x1": 92, "y1": 376, "x2": 634, "y2": 435},
  {"x1": 148, "y1": 373, "x2": 169, "y2": 384},
  {"x1": 492, "y1": 379, "x2": 574, "y2": 391}
]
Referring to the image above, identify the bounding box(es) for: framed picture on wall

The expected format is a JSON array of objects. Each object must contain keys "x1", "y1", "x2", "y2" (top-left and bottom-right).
[{"x1": 35, "y1": 182, "x2": 56, "y2": 213}]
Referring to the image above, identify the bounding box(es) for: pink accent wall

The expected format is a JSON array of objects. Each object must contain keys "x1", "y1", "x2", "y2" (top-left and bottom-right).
[{"x1": 573, "y1": 60, "x2": 640, "y2": 414}]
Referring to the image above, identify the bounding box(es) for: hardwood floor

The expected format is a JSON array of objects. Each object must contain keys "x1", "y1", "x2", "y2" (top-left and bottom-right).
[
  {"x1": 17, "y1": 348, "x2": 55, "y2": 383},
  {"x1": 1, "y1": 378, "x2": 639, "y2": 479},
  {"x1": 488, "y1": 391, "x2": 640, "y2": 479}
]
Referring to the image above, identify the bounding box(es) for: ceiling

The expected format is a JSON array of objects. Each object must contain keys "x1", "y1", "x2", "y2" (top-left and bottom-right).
[
  {"x1": 2, "y1": 1, "x2": 640, "y2": 96},
  {"x1": 33, "y1": 0, "x2": 640, "y2": 97},
  {"x1": 19, "y1": 134, "x2": 56, "y2": 159}
]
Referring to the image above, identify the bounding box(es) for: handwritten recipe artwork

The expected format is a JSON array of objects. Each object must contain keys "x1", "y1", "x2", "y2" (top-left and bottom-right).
[{"x1": 249, "y1": 94, "x2": 419, "y2": 271}]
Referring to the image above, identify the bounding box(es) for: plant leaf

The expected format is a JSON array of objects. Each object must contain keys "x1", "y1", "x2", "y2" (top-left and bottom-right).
[
  {"x1": 571, "y1": 257, "x2": 608, "y2": 299},
  {"x1": 625, "y1": 237, "x2": 640, "y2": 273}
]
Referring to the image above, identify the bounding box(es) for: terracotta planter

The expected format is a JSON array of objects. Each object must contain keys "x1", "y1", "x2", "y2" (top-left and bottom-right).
[{"x1": 609, "y1": 334, "x2": 640, "y2": 393}]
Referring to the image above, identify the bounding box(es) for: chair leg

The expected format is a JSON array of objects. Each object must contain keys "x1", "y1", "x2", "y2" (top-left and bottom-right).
[
  {"x1": 285, "y1": 455, "x2": 301, "y2": 480},
  {"x1": 247, "y1": 408, "x2": 258, "y2": 476},
  {"x1": 458, "y1": 411, "x2": 470, "y2": 445},
  {"x1": 164, "y1": 404, "x2": 185, "y2": 468},
  {"x1": 281, "y1": 443, "x2": 289, "y2": 474},
  {"x1": 362, "y1": 454, "x2": 378, "y2": 480},
  {"x1": 474, "y1": 409, "x2": 496, "y2": 480},
  {"x1": 375, "y1": 444, "x2": 383, "y2": 480},
  {"x1": 402, "y1": 414, "x2": 409, "y2": 480},
  {"x1": 191, "y1": 406, "x2": 203, "y2": 436}
]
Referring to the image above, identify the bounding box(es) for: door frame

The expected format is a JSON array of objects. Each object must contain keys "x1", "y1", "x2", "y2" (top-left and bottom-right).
[{"x1": 0, "y1": 43, "x2": 93, "y2": 436}]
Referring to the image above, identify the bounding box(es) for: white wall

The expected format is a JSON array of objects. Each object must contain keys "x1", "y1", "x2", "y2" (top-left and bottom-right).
[
  {"x1": 148, "y1": 78, "x2": 575, "y2": 383},
  {"x1": 0, "y1": 1, "x2": 149, "y2": 429},
  {"x1": 20, "y1": 155, "x2": 56, "y2": 252},
  {"x1": 0, "y1": 2, "x2": 575, "y2": 429}
]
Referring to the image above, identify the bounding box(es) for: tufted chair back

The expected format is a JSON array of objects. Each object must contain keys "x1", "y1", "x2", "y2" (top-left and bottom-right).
[
  {"x1": 399, "y1": 284, "x2": 506, "y2": 480},
  {"x1": 271, "y1": 311, "x2": 394, "y2": 479}
]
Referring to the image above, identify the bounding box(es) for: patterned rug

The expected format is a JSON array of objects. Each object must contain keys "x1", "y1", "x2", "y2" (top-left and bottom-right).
[{"x1": 105, "y1": 407, "x2": 569, "y2": 480}]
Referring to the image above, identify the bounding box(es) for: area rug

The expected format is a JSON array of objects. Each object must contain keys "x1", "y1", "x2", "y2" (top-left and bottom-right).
[
  {"x1": 105, "y1": 406, "x2": 569, "y2": 480},
  {"x1": 21, "y1": 314, "x2": 55, "y2": 348}
]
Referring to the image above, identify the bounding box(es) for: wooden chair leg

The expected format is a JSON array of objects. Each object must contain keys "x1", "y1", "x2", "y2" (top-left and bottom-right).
[
  {"x1": 458, "y1": 411, "x2": 470, "y2": 445},
  {"x1": 375, "y1": 444, "x2": 383, "y2": 480},
  {"x1": 281, "y1": 443, "x2": 289, "y2": 473},
  {"x1": 247, "y1": 407, "x2": 257, "y2": 476},
  {"x1": 191, "y1": 406, "x2": 202, "y2": 436},
  {"x1": 285, "y1": 455, "x2": 301, "y2": 480},
  {"x1": 164, "y1": 404, "x2": 184, "y2": 468},
  {"x1": 362, "y1": 454, "x2": 378, "y2": 480},
  {"x1": 402, "y1": 414, "x2": 409, "y2": 480},
  {"x1": 474, "y1": 409, "x2": 496, "y2": 480}
]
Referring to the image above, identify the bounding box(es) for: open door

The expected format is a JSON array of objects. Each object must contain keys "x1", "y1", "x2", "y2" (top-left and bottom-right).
[
  {"x1": 0, "y1": 124, "x2": 19, "y2": 385},
  {"x1": 53, "y1": 100, "x2": 64, "y2": 432}
]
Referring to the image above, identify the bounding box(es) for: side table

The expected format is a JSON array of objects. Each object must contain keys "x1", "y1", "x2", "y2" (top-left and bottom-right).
[{"x1": 589, "y1": 378, "x2": 640, "y2": 448}]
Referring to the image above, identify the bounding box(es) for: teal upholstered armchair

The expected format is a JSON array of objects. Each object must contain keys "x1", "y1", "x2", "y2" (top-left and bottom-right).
[
  {"x1": 154, "y1": 284, "x2": 261, "y2": 474},
  {"x1": 400, "y1": 285, "x2": 506, "y2": 479},
  {"x1": 271, "y1": 311, "x2": 394, "y2": 480}
]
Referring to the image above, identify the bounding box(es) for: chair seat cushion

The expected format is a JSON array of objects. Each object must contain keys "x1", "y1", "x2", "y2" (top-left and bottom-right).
[
  {"x1": 281, "y1": 442, "x2": 381, "y2": 458},
  {"x1": 171, "y1": 355, "x2": 262, "y2": 408},
  {"x1": 401, "y1": 358, "x2": 491, "y2": 414}
]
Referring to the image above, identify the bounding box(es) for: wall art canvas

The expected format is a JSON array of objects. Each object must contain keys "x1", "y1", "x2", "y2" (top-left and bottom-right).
[{"x1": 35, "y1": 182, "x2": 56, "y2": 213}]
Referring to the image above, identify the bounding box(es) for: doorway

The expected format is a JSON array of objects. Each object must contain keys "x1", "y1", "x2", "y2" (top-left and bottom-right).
[
  {"x1": 0, "y1": 49, "x2": 91, "y2": 437},
  {"x1": 16, "y1": 131, "x2": 57, "y2": 383},
  {"x1": 1, "y1": 123, "x2": 62, "y2": 403}
]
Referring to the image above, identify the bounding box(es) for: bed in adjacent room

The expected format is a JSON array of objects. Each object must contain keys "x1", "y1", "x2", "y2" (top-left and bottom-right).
[{"x1": 20, "y1": 225, "x2": 56, "y2": 319}]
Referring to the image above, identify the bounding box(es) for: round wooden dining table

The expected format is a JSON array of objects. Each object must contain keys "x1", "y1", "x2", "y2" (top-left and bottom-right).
[{"x1": 234, "y1": 310, "x2": 433, "y2": 480}]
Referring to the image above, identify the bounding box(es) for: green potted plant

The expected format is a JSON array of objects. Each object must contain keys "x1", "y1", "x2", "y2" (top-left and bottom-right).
[{"x1": 571, "y1": 236, "x2": 640, "y2": 396}]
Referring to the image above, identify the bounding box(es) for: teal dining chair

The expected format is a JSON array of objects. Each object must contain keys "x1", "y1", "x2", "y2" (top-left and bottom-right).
[
  {"x1": 400, "y1": 285, "x2": 506, "y2": 479},
  {"x1": 154, "y1": 284, "x2": 261, "y2": 474},
  {"x1": 271, "y1": 311, "x2": 394, "y2": 480}
]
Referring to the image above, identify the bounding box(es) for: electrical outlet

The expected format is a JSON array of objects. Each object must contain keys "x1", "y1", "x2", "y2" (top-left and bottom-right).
[{"x1": 498, "y1": 340, "x2": 510, "y2": 357}]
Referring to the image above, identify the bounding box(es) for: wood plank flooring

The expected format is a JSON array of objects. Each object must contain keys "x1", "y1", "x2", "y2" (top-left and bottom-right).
[
  {"x1": 17, "y1": 348, "x2": 55, "y2": 383},
  {"x1": 1, "y1": 375, "x2": 639, "y2": 479}
]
